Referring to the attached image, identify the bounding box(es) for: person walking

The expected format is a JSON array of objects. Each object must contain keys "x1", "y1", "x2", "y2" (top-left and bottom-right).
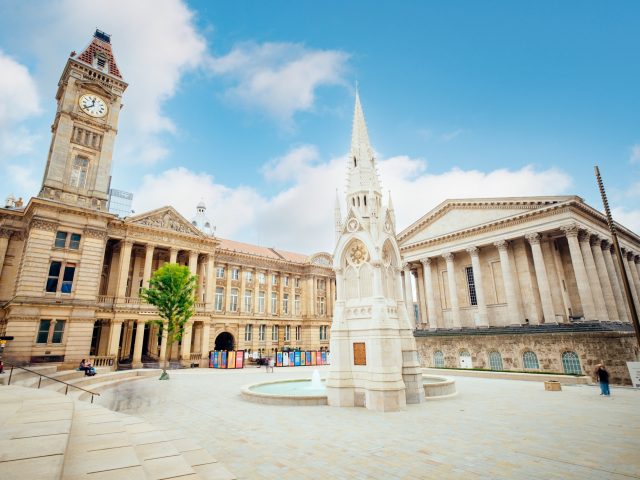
[{"x1": 595, "y1": 364, "x2": 610, "y2": 396}]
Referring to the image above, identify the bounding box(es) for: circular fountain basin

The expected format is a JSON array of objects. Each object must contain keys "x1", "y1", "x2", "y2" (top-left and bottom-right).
[
  {"x1": 241, "y1": 379, "x2": 328, "y2": 406},
  {"x1": 422, "y1": 375, "x2": 457, "y2": 399}
]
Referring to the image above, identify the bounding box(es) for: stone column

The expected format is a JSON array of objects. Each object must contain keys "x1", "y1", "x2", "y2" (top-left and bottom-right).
[
  {"x1": 254, "y1": 269, "x2": 261, "y2": 314},
  {"x1": 442, "y1": 253, "x2": 461, "y2": 328},
  {"x1": 0, "y1": 229, "x2": 11, "y2": 279},
  {"x1": 142, "y1": 244, "x2": 154, "y2": 289},
  {"x1": 181, "y1": 322, "x2": 193, "y2": 365},
  {"x1": 278, "y1": 273, "x2": 285, "y2": 315},
  {"x1": 266, "y1": 270, "x2": 273, "y2": 315},
  {"x1": 201, "y1": 321, "x2": 211, "y2": 363},
  {"x1": 132, "y1": 320, "x2": 146, "y2": 368},
  {"x1": 240, "y1": 267, "x2": 247, "y2": 314},
  {"x1": 578, "y1": 231, "x2": 608, "y2": 320},
  {"x1": 624, "y1": 251, "x2": 640, "y2": 313},
  {"x1": 108, "y1": 320, "x2": 123, "y2": 358},
  {"x1": 602, "y1": 241, "x2": 629, "y2": 322},
  {"x1": 326, "y1": 278, "x2": 332, "y2": 317},
  {"x1": 636, "y1": 256, "x2": 640, "y2": 286},
  {"x1": 494, "y1": 241, "x2": 521, "y2": 326},
  {"x1": 525, "y1": 234, "x2": 556, "y2": 324},
  {"x1": 402, "y1": 263, "x2": 416, "y2": 326},
  {"x1": 591, "y1": 236, "x2": 618, "y2": 321},
  {"x1": 225, "y1": 264, "x2": 233, "y2": 312},
  {"x1": 169, "y1": 248, "x2": 178, "y2": 264},
  {"x1": 420, "y1": 258, "x2": 439, "y2": 329},
  {"x1": 561, "y1": 225, "x2": 596, "y2": 320},
  {"x1": 414, "y1": 268, "x2": 427, "y2": 325},
  {"x1": 116, "y1": 240, "x2": 133, "y2": 299},
  {"x1": 290, "y1": 275, "x2": 296, "y2": 317},
  {"x1": 188, "y1": 251, "x2": 198, "y2": 276},
  {"x1": 466, "y1": 247, "x2": 489, "y2": 327}
]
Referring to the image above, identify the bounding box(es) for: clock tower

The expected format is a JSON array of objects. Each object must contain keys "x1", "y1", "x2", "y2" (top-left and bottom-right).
[{"x1": 39, "y1": 29, "x2": 128, "y2": 210}]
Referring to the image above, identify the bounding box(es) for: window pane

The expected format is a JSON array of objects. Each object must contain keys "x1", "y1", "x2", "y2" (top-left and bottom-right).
[
  {"x1": 61, "y1": 266, "x2": 75, "y2": 293},
  {"x1": 69, "y1": 233, "x2": 81, "y2": 249},
  {"x1": 55, "y1": 232, "x2": 67, "y2": 248},
  {"x1": 46, "y1": 261, "x2": 62, "y2": 292},
  {"x1": 36, "y1": 320, "x2": 51, "y2": 343},
  {"x1": 51, "y1": 320, "x2": 66, "y2": 343}
]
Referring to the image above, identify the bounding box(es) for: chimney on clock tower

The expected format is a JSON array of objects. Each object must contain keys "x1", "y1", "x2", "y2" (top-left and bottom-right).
[{"x1": 39, "y1": 29, "x2": 128, "y2": 211}]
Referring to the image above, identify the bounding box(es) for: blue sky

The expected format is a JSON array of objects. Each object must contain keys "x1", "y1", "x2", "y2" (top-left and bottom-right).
[{"x1": 0, "y1": 0, "x2": 638, "y2": 253}]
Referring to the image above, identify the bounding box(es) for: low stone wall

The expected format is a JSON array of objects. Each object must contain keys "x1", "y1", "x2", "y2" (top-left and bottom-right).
[
  {"x1": 422, "y1": 368, "x2": 590, "y2": 384},
  {"x1": 415, "y1": 330, "x2": 637, "y2": 385}
]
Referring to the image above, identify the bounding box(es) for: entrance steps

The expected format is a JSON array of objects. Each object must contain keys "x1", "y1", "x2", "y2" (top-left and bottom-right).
[{"x1": 1, "y1": 378, "x2": 236, "y2": 479}]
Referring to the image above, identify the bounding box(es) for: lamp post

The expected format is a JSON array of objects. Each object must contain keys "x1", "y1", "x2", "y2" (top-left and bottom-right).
[{"x1": 595, "y1": 165, "x2": 640, "y2": 351}]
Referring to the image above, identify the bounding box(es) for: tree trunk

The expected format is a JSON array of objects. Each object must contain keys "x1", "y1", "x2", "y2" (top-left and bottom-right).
[{"x1": 160, "y1": 327, "x2": 172, "y2": 380}]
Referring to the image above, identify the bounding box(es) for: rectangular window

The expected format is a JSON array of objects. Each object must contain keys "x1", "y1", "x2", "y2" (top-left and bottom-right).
[
  {"x1": 231, "y1": 268, "x2": 239, "y2": 280},
  {"x1": 244, "y1": 290, "x2": 253, "y2": 312},
  {"x1": 36, "y1": 319, "x2": 51, "y2": 343},
  {"x1": 55, "y1": 231, "x2": 67, "y2": 248},
  {"x1": 271, "y1": 325, "x2": 278, "y2": 341},
  {"x1": 295, "y1": 295, "x2": 301, "y2": 315},
  {"x1": 259, "y1": 324, "x2": 266, "y2": 341},
  {"x1": 295, "y1": 326, "x2": 301, "y2": 341},
  {"x1": 295, "y1": 277, "x2": 300, "y2": 288},
  {"x1": 258, "y1": 272, "x2": 266, "y2": 284},
  {"x1": 258, "y1": 291, "x2": 265, "y2": 313},
  {"x1": 271, "y1": 274, "x2": 277, "y2": 285},
  {"x1": 284, "y1": 276, "x2": 289, "y2": 287},
  {"x1": 46, "y1": 261, "x2": 62, "y2": 292},
  {"x1": 51, "y1": 320, "x2": 66, "y2": 343},
  {"x1": 245, "y1": 271, "x2": 253, "y2": 283},
  {"x1": 230, "y1": 288, "x2": 238, "y2": 312},
  {"x1": 318, "y1": 279, "x2": 326, "y2": 290},
  {"x1": 70, "y1": 156, "x2": 89, "y2": 189},
  {"x1": 319, "y1": 325, "x2": 328, "y2": 340},
  {"x1": 465, "y1": 266, "x2": 478, "y2": 306},
  {"x1": 271, "y1": 292, "x2": 278, "y2": 314},
  {"x1": 215, "y1": 287, "x2": 224, "y2": 311},
  {"x1": 283, "y1": 293, "x2": 289, "y2": 315},
  {"x1": 244, "y1": 324, "x2": 252, "y2": 341},
  {"x1": 61, "y1": 265, "x2": 76, "y2": 293},
  {"x1": 284, "y1": 325, "x2": 290, "y2": 341},
  {"x1": 69, "y1": 233, "x2": 81, "y2": 250},
  {"x1": 317, "y1": 297, "x2": 326, "y2": 315},
  {"x1": 216, "y1": 267, "x2": 225, "y2": 279}
]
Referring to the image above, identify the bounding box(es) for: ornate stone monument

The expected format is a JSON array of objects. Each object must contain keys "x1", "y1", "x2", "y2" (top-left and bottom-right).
[{"x1": 326, "y1": 91, "x2": 424, "y2": 411}]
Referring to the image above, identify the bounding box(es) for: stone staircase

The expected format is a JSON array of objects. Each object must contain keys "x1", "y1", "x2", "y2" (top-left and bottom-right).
[{"x1": 0, "y1": 370, "x2": 236, "y2": 479}]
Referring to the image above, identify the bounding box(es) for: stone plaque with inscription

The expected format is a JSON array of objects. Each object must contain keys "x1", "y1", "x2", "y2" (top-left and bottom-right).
[{"x1": 353, "y1": 342, "x2": 366, "y2": 365}]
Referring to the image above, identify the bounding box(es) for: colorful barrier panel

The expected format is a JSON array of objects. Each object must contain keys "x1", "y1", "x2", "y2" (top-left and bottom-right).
[
  {"x1": 271, "y1": 351, "x2": 330, "y2": 367},
  {"x1": 209, "y1": 350, "x2": 246, "y2": 369}
]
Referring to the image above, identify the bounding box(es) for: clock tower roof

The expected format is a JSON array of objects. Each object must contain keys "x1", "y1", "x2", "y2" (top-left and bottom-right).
[{"x1": 74, "y1": 29, "x2": 123, "y2": 79}]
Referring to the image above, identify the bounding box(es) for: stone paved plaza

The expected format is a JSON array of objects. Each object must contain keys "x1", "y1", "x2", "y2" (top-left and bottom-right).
[{"x1": 96, "y1": 366, "x2": 640, "y2": 479}]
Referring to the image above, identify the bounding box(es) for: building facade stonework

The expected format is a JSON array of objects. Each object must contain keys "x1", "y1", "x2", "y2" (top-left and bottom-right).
[
  {"x1": 398, "y1": 197, "x2": 640, "y2": 383},
  {"x1": 0, "y1": 31, "x2": 333, "y2": 369}
]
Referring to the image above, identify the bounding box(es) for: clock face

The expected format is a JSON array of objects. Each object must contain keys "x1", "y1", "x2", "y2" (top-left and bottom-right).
[{"x1": 79, "y1": 94, "x2": 108, "y2": 118}]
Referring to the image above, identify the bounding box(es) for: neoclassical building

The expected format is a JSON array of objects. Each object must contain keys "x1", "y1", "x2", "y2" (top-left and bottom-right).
[
  {"x1": 0, "y1": 30, "x2": 334, "y2": 370},
  {"x1": 398, "y1": 197, "x2": 640, "y2": 383}
]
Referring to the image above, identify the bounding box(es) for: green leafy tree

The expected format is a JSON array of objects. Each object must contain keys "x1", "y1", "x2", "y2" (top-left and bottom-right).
[{"x1": 140, "y1": 263, "x2": 197, "y2": 380}]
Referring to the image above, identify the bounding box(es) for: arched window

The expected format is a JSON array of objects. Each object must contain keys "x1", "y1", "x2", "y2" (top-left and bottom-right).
[
  {"x1": 357, "y1": 197, "x2": 360, "y2": 207},
  {"x1": 70, "y1": 156, "x2": 89, "y2": 189},
  {"x1": 352, "y1": 198, "x2": 355, "y2": 206},
  {"x1": 433, "y1": 351, "x2": 444, "y2": 368},
  {"x1": 353, "y1": 156, "x2": 357, "y2": 167},
  {"x1": 523, "y1": 351, "x2": 539, "y2": 369},
  {"x1": 488, "y1": 351, "x2": 503, "y2": 371},
  {"x1": 459, "y1": 350, "x2": 472, "y2": 369},
  {"x1": 562, "y1": 351, "x2": 582, "y2": 375},
  {"x1": 364, "y1": 196, "x2": 367, "y2": 206}
]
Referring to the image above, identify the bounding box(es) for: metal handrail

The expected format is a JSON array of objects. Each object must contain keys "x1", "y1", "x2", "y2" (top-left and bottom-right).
[{"x1": 6, "y1": 363, "x2": 101, "y2": 403}]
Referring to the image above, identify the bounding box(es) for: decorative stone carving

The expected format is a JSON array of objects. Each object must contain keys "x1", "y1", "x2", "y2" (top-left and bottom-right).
[
  {"x1": 347, "y1": 241, "x2": 369, "y2": 266},
  {"x1": 346, "y1": 217, "x2": 360, "y2": 233},
  {"x1": 30, "y1": 219, "x2": 58, "y2": 232},
  {"x1": 493, "y1": 240, "x2": 509, "y2": 251},
  {"x1": 525, "y1": 233, "x2": 541, "y2": 245},
  {"x1": 466, "y1": 246, "x2": 480, "y2": 256},
  {"x1": 83, "y1": 227, "x2": 107, "y2": 239},
  {"x1": 561, "y1": 223, "x2": 580, "y2": 237},
  {"x1": 134, "y1": 210, "x2": 199, "y2": 235},
  {"x1": 0, "y1": 228, "x2": 13, "y2": 238},
  {"x1": 442, "y1": 252, "x2": 455, "y2": 261},
  {"x1": 420, "y1": 257, "x2": 431, "y2": 266}
]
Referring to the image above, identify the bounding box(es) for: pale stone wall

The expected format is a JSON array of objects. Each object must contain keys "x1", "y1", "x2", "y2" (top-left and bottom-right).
[{"x1": 416, "y1": 331, "x2": 637, "y2": 385}]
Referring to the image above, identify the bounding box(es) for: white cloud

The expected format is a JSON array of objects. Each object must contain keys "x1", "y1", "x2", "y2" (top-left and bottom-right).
[
  {"x1": 4, "y1": 164, "x2": 40, "y2": 195},
  {"x1": 440, "y1": 129, "x2": 464, "y2": 142},
  {"x1": 12, "y1": 0, "x2": 207, "y2": 165},
  {"x1": 612, "y1": 207, "x2": 640, "y2": 235},
  {"x1": 0, "y1": 50, "x2": 41, "y2": 159},
  {"x1": 208, "y1": 42, "x2": 349, "y2": 123},
  {"x1": 630, "y1": 144, "x2": 640, "y2": 164},
  {"x1": 133, "y1": 146, "x2": 574, "y2": 253}
]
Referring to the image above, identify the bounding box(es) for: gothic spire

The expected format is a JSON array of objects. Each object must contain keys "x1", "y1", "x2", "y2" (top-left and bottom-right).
[{"x1": 347, "y1": 89, "x2": 381, "y2": 198}]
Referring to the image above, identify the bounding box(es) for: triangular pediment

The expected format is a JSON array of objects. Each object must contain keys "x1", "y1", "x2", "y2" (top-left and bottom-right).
[
  {"x1": 342, "y1": 207, "x2": 364, "y2": 234},
  {"x1": 126, "y1": 206, "x2": 205, "y2": 237},
  {"x1": 398, "y1": 196, "x2": 578, "y2": 246}
]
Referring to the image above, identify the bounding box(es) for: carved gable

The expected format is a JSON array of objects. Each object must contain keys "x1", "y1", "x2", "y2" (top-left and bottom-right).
[{"x1": 126, "y1": 206, "x2": 205, "y2": 237}]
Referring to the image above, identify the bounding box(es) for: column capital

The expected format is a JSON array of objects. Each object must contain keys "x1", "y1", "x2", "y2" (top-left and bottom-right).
[
  {"x1": 560, "y1": 223, "x2": 580, "y2": 238},
  {"x1": 411, "y1": 268, "x2": 419, "y2": 278},
  {"x1": 466, "y1": 246, "x2": 480, "y2": 257},
  {"x1": 577, "y1": 229, "x2": 591, "y2": 243},
  {"x1": 0, "y1": 228, "x2": 13, "y2": 239},
  {"x1": 121, "y1": 239, "x2": 134, "y2": 247},
  {"x1": 420, "y1": 257, "x2": 432, "y2": 266},
  {"x1": 588, "y1": 232, "x2": 601, "y2": 246},
  {"x1": 634, "y1": 255, "x2": 640, "y2": 264},
  {"x1": 145, "y1": 243, "x2": 155, "y2": 251},
  {"x1": 600, "y1": 239, "x2": 611, "y2": 250},
  {"x1": 442, "y1": 252, "x2": 454, "y2": 262},
  {"x1": 493, "y1": 240, "x2": 509, "y2": 251},
  {"x1": 402, "y1": 262, "x2": 411, "y2": 271},
  {"x1": 525, "y1": 233, "x2": 541, "y2": 245}
]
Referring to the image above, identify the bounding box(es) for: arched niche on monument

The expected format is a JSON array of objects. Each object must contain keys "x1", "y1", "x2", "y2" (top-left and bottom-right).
[
  {"x1": 342, "y1": 238, "x2": 373, "y2": 301},
  {"x1": 381, "y1": 239, "x2": 399, "y2": 299}
]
